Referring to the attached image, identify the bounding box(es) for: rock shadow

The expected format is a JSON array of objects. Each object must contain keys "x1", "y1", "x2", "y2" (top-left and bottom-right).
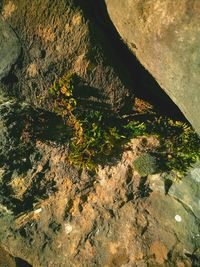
[{"x1": 75, "y1": 0, "x2": 187, "y2": 122}]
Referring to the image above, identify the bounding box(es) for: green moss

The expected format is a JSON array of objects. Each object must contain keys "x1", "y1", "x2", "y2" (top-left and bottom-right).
[
  {"x1": 49, "y1": 73, "x2": 124, "y2": 169},
  {"x1": 152, "y1": 118, "x2": 200, "y2": 175},
  {"x1": 49, "y1": 72, "x2": 200, "y2": 174},
  {"x1": 133, "y1": 153, "x2": 158, "y2": 176}
]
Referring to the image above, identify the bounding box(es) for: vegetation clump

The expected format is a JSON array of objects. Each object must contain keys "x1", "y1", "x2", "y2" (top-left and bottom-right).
[
  {"x1": 49, "y1": 72, "x2": 200, "y2": 175},
  {"x1": 133, "y1": 153, "x2": 158, "y2": 176},
  {"x1": 49, "y1": 73, "x2": 124, "y2": 169},
  {"x1": 151, "y1": 118, "x2": 200, "y2": 175}
]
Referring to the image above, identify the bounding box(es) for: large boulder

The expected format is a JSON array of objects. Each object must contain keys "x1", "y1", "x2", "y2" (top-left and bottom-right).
[
  {"x1": 104, "y1": 0, "x2": 200, "y2": 135},
  {"x1": 0, "y1": 17, "x2": 20, "y2": 80},
  {"x1": 0, "y1": 0, "x2": 134, "y2": 113}
]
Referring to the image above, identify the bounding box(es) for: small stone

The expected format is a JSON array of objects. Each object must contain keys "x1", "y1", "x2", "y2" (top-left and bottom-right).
[
  {"x1": 64, "y1": 223, "x2": 73, "y2": 234},
  {"x1": 175, "y1": 215, "x2": 182, "y2": 222},
  {"x1": 34, "y1": 208, "x2": 42, "y2": 214}
]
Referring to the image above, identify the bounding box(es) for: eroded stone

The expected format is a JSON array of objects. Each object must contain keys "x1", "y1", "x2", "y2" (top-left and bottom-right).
[{"x1": 0, "y1": 17, "x2": 20, "y2": 80}]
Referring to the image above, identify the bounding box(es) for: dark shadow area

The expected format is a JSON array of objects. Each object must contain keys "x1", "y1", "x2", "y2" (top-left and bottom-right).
[
  {"x1": 15, "y1": 257, "x2": 32, "y2": 267},
  {"x1": 36, "y1": 110, "x2": 71, "y2": 143},
  {"x1": 0, "y1": 158, "x2": 57, "y2": 215},
  {"x1": 164, "y1": 179, "x2": 173, "y2": 195},
  {"x1": 75, "y1": 0, "x2": 187, "y2": 122},
  {"x1": 73, "y1": 76, "x2": 112, "y2": 112},
  {"x1": 137, "y1": 176, "x2": 153, "y2": 198},
  {"x1": 0, "y1": 106, "x2": 62, "y2": 215},
  {"x1": 185, "y1": 253, "x2": 200, "y2": 267}
]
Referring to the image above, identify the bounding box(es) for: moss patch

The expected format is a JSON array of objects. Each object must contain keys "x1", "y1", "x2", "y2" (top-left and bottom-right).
[
  {"x1": 49, "y1": 72, "x2": 200, "y2": 175},
  {"x1": 133, "y1": 153, "x2": 158, "y2": 176}
]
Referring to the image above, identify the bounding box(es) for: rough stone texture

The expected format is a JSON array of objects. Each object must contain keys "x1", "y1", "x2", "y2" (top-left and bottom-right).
[
  {"x1": 168, "y1": 163, "x2": 200, "y2": 220},
  {"x1": 0, "y1": 1, "x2": 200, "y2": 266},
  {"x1": 0, "y1": 16, "x2": 20, "y2": 80},
  {"x1": 104, "y1": 0, "x2": 200, "y2": 135},
  {"x1": 0, "y1": 102, "x2": 199, "y2": 266},
  {"x1": 0, "y1": 0, "x2": 134, "y2": 113},
  {"x1": 0, "y1": 247, "x2": 16, "y2": 267}
]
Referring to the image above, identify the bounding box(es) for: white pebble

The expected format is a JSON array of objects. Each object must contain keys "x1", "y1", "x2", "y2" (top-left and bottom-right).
[
  {"x1": 65, "y1": 223, "x2": 73, "y2": 234},
  {"x1": 175, "y1": 215, "x2": 182, "y2": 222},
  {"x1": 34, "y1": 208, "x2": 42, "y2": 214}
]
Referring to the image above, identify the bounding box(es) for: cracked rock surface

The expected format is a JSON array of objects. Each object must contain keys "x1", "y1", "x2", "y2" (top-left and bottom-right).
[{"x1": 0, "y1": 100, "x2": 199, "y2": 266}]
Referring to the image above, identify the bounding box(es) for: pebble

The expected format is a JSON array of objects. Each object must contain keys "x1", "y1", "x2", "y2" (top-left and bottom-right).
[
  {"x1": 34, "y1": 208, "x2": 42, "y2": 214},
  {"x1": 175, "y1": 215, "x2": 182, "y2": 222},
  {"x1": 65, "y1": 223, "x2": 73, "y2": 234}
]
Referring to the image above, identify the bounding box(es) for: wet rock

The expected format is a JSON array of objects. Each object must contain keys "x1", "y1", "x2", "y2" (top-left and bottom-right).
[
  {"x1": 0, "y1": 17, "x2": 20, "y2": 80},
  {"x1": 105, "y1": 0, "x2": 200, "y2": 135},
  {"x1": 0, "y1": 0, "x2": 133, "y2": 113}
]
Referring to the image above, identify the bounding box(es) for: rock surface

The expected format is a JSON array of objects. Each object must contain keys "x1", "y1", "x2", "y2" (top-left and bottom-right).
[
  {"x1": 0, "y1": 101, "x2": 199, "y2": 266},
  {"x1": 104, "y1": 0, "x2": 200, "y2": 135},
  {"x1": 0, "y1": 17, "x2": 20, "y2": 80},
  {"x1": 0, "y1": 0, "x2": 134, "y2": 113},
  {"x1": 0, "y1": 1, "x2": 200, "y2": 266},
  {"x1": 0, "y1": 247, "x2": 16, "y2": 267}
]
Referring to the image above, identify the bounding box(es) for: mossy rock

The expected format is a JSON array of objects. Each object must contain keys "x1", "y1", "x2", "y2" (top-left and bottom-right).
[{"x1": 133, "y1": 153, "x2": 158, "y2": 176}]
